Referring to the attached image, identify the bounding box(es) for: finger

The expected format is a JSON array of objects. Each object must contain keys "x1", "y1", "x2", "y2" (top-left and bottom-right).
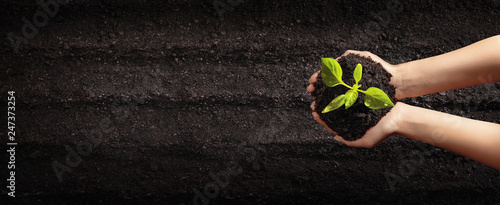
[
  {"x1": 345, "y1": 50, "x2": 362, "y2": 55},
  {"x1": 334, "y1": 135, "x2": 350, "y2": 144},
  {"x1": 334, "y1": 124, "x2": 386, "y2": 148},
  {"x1": 344, "y1": 50, "x2": 376, "y2": 62},
  {"x1": 310, "y1": 101, "x2": 316, "y2": 111},
  {"x1": 309, "y1": 71, "x2": 320, "y2": 84},
  {"x1": 340, "y1": 50, "x2": 371, "y2": 59},
  {"x1": 336, "y1": 50, "x2": 357, "y2": 60},
  {"x1": 334, "y1": 135, "x2": 376, "y2": 148},
  {"x1": 345, "y1": 50, "x2": 390, "y2": 67},
  {"x1": 307, "y1": 84, "x2": 315, "y2": 93},
  {"x1": 312, "y1": 112, "x2": 338, "y2": 135}
]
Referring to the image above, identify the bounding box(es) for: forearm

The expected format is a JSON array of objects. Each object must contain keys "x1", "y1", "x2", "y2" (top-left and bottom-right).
[
  {"x1": 394, "y1": 35, "x2": 500, "y2": 99},
  {"x1": 395, "y1": 103, "x2": 500, "y2": 170}
]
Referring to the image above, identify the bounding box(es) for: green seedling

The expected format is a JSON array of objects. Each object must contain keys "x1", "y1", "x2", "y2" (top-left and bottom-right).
[{"x1": 321, "y1": 58, "x2": 395, "y2": 113}]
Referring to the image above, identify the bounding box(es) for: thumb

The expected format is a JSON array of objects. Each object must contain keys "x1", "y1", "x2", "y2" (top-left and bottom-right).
[{"x1": 334, "y1": 125, "x2": 388, "y2": 148}]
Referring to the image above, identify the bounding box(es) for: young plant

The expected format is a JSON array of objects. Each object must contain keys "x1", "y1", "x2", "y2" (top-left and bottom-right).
[{"x1": 320, "y1": 58, "x2": 395, "y2": 113}]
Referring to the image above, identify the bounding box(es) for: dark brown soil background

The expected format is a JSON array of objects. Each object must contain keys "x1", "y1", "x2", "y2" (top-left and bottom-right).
[
  {"x1": 313, "y1": 54, "x2": 396, "y2": 141},
  {"x1": 1, "y1": 0, "x2": 500, "y2": 204}
]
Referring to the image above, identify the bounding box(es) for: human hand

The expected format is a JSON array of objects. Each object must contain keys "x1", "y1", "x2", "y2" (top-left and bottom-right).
[{"x1": 307, "y1": 50, "x2": 404, "y2": 147}]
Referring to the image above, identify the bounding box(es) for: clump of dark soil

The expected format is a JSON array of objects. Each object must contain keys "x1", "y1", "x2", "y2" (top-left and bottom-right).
[{"x1": 312, "y1": 54, "x2": 397, "y2": 141}]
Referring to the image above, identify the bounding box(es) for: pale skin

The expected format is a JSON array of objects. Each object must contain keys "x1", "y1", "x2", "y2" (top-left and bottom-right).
[{"x1": 307, "y1": 35, "x2": 500, "y2": 170}]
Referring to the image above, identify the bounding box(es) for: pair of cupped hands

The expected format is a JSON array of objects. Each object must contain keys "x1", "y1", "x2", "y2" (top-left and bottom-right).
[{"x1": 307, "y1": 50, "x2": 403, "y2": 148}]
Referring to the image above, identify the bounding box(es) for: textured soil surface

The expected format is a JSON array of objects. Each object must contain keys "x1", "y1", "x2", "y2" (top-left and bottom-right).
[
  {"x1": 313, "y1": 54, "x2": 396, "y2": 141},
  {"x1": 1, "y1": 0, "x2": 500, "y2": 204}
]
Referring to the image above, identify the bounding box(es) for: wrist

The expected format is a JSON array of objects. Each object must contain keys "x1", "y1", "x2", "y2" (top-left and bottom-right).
[
  {"x1": 390, "y1": 101, "x2": 410, "y2": 136},
  {"x1": 391, "y1": 102, "x2": 432, "y2": 143},
  {"x1": 377, "y1": 101, "x2": 408, "y2": 137},
  {"x1": 392, "y1": 62, "x2": 419, "y2": 99}
]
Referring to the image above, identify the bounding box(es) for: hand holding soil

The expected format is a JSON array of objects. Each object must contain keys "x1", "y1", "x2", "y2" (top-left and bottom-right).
[
  {"x1": 309, "y1": 36, "x2": 500, "y2": 170},
  {"x1": 308, "y1": 50, "x2": 402, "y2": 146}
]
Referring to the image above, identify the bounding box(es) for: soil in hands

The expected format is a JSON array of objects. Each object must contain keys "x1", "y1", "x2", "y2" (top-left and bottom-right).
[{"x1": 312, "y1": 54, "x2": 397, "y2": 141}]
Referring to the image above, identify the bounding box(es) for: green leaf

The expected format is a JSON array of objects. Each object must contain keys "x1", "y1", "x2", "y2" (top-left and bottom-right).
[
  {"x1": 344, "y1": 90, "x2": 358, "y2": 109},
  {"x1": 353, "y1": 63, "x2": 362, "y2": 85},
  {"x1": 322, "y1": 94, "x2": 345, "y2": 113},
  {"x1": 363, "y1": 87, "x2": 395, "y2": 109},
  {"x1": 321, "y1": 58, "x2": 343, "y2": 87}
]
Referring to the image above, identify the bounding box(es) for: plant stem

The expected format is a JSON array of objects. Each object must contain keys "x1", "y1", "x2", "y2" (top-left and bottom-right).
[
  {"x1": 341, "y1": 82, "x2": 353, "y2": 89},
  {"x1": 341, "y1": 82, "x2": 367, "y2": 94}
]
